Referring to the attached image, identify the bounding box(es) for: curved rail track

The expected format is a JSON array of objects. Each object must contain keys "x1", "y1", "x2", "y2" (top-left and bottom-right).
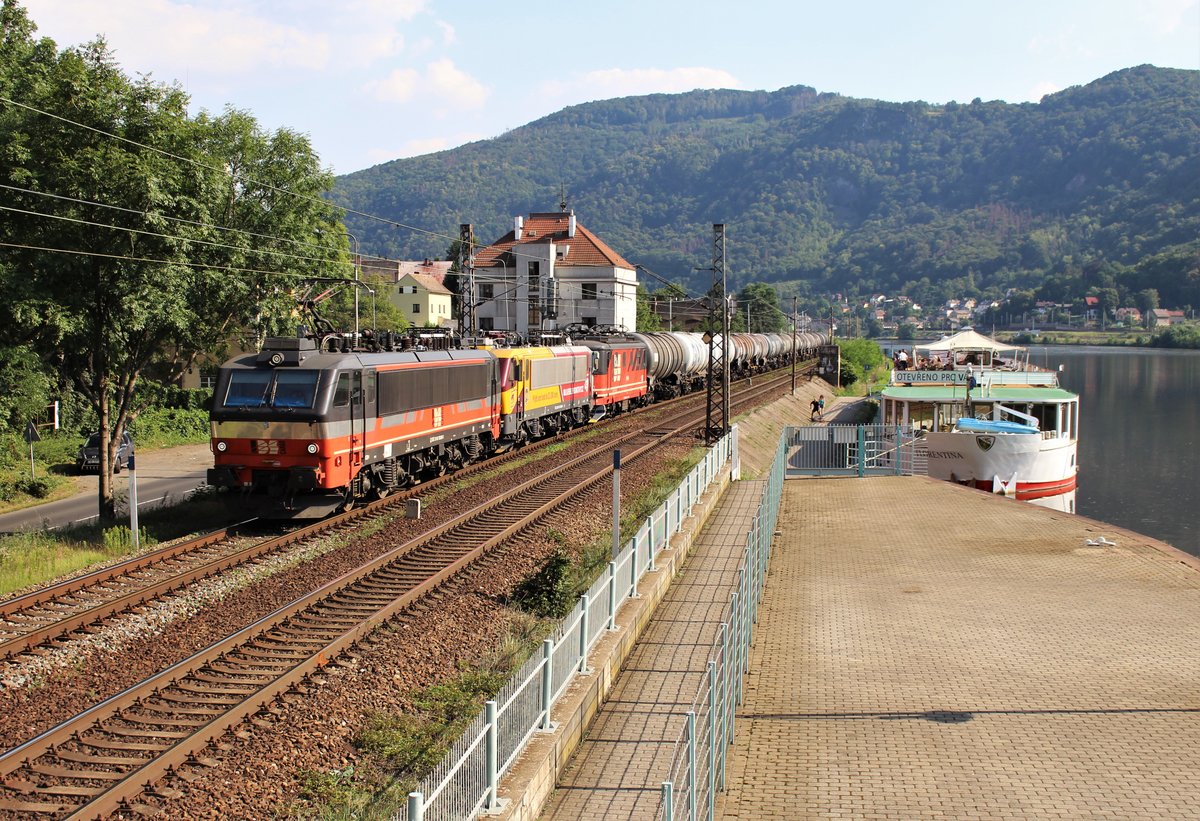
[{"x1": 0, "y1": 365, "x2": 808, "y2": 817}]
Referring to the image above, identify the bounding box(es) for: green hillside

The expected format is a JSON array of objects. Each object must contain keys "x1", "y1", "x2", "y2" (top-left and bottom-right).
[{"x1": 333, "y1": 65, "x2": 1200, "y2": 307}]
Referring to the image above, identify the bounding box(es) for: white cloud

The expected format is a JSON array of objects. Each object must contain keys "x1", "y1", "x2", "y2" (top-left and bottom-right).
[
  {"x1": 435, "y1": 20, "x2": 457, "y2": 45},
  {"x1": 540, "y1": 67, "x2": 743, "y2": 103},
  {"x1": 364, "y1": 59, "x2": 488, "y2": 107},
  {"x1": 363, "y1": 68, "x2": 421, "y2": 103},
  {"x1": 1029, "y1": 80, "x2": 1064, "y2": 101},
  {"x1": 426, "y1": 59, "x2": 489, "y2": 108},
  {"x1": 25, "y1": 0, "x2": 331, "y2": 74},
  {"x1": 1137, "y1": 0, "x2": 1200, "y2": 34}
]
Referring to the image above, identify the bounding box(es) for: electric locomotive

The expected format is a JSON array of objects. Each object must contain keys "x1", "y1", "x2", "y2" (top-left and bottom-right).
[{"x1": 207, "y1": 335, "x2": 501, "y2": 517}]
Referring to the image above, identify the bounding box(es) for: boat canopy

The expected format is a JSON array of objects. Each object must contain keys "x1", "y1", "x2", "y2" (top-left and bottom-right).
[{"x1": 914, "y1": 328, "x2": 1023, "y2": 356}]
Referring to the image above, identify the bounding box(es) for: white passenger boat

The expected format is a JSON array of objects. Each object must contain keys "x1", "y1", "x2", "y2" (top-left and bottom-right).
[{"x1": 879, "y1": 329, "x2": 1079, "y2": 512}]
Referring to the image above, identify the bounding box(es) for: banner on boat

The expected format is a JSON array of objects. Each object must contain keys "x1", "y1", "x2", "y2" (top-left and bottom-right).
[{"x1": 895, "y1": 370, "x2": 972, "y2": 384}]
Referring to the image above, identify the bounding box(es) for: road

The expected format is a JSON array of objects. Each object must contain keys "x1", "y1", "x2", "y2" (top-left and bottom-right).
[{"x1": 0, "y1": 444, "x2": 212, "y2": 533}]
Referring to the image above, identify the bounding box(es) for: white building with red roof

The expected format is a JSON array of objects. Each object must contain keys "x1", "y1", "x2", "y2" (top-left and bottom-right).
[{"x1": 473, "y1": 211, "x2": 637, "y2": 335}]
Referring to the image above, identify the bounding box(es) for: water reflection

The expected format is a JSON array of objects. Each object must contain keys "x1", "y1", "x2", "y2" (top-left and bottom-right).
[{"x1": 1031, "y1": 345, "x2": 1199, "y2": 557}]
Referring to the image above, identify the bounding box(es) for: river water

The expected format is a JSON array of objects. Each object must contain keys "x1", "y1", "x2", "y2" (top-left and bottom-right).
[{"x1": 1028, "y1": 345, "x2": 1199, "y2": 556}]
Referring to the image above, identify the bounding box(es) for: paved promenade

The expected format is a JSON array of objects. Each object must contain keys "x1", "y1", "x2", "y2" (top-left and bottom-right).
[
  {"x1": 536, "y1": 471, "x2": 1200, "y2": 820},
  {"x1": 539, "y1": 479, "x2": 764, "y2": 820},
  {"x1": 718, "y1": 477, "x2": 1200, "y2": 820}
]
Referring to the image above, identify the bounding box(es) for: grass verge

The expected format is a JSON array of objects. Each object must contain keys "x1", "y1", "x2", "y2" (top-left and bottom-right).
[{"x1": 0, "y1": 487, "x2": 237, "y2": 597}]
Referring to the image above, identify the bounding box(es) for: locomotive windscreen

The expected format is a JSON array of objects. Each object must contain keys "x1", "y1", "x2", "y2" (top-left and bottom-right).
[
  {"x1": 223, "y1": 369, "x2": 319, "y2": 409},
  {"x1": 378, "y1": 362, "x2": 491, "y2": 414}
]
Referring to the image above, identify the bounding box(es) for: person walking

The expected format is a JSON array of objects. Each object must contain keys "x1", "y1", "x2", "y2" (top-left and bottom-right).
[
  {"x1": 818, "y1": 394, "x2": 826, "y2": 420},
  {"x1": 810, "y1": 396, "x2": 821, "y2": 422}
]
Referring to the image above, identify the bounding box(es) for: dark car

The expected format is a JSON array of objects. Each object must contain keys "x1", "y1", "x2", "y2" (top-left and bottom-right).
[{"x1": 76, "y1": 431, "x2": 133, "y2": 473}]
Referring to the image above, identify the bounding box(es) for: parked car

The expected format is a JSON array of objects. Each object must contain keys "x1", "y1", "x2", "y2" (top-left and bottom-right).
[{"x1": 76, "y1": 431, "x2": 133, "y2": 474}]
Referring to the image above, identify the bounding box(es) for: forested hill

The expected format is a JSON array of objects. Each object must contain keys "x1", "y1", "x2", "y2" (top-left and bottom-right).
[{"x1": 333, "y1": 65, "x2": 1200, "y2": 307}]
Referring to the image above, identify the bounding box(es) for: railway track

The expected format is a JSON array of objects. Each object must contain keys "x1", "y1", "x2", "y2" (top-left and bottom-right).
[
  {"x1": 0, "y1": 364, "x2": 807, "y2": 669},
  {"x1": 0, "y1": 365, "x2": 807, "y2": 817}
]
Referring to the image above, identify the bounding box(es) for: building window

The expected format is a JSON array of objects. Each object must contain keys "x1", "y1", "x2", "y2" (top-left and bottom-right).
[
  {"x1": 480, "y1": 283, "x2": 494, "y2": 299},
  {"x1": 412, "y1": 303, "x2": 421, "y2": 314},
  {"x1": 479, "y1": 317, "x2": 494, "y2": 331},
  {"x1": 528, "y1": 261, "x2": 540, "y2": 279},
  {"x1": 582, "y1": 316, "x2": 597, "y2": 327},
  {"x1": 199, "y1": 368, "x2": 217, "y2": 390},
  {"x1": 582, "y1": 282, "x2": 597, "y2": 301}
]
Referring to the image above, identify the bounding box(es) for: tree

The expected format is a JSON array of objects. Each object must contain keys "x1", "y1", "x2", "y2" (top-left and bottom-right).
[
  {"x1": 0, "y1": 10, "x2": 343, "y2": 519},
  {"x1": 635, "y1": 284, "x2": 663, "y2": 331},
  {"x1": 1135, "y1": 288, "x2": 1160, "y2": 329},
  {"x1": 737, "y1": 282, "x2": 788, "y2": 333}
]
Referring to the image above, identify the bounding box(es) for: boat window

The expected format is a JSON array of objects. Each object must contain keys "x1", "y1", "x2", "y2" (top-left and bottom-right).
[
  {"x1": 908, "y1": 402, "x2": 937, "y2": 432},
  {"x1": 224, "y1": 371, "x2": 273, "y2": 408},
  {"x1": 972, "y1": 403, "x2": 994, "y2": 420}
]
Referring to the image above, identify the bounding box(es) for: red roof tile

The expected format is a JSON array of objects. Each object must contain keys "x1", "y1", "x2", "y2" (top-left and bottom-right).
[{"x1": 475, "y1": 212, "x2": 633, "y2": 270}]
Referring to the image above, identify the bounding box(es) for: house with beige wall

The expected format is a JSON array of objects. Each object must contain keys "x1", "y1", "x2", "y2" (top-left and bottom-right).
[{"x1": 391, "y1": 272, "x2": 454, "y2": 327}]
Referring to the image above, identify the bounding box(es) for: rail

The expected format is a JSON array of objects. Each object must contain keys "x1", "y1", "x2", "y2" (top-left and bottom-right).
[{"x1": 401, "y1": 430, "x2": 738, "y2": 821}]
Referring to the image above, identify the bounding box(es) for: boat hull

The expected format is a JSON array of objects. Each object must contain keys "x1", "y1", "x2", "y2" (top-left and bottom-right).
[{"x1": 923, "y1": 430, "x2": 1077, "y2": 508}]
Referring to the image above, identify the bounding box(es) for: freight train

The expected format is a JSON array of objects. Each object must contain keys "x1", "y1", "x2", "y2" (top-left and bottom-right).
[{"x1": 206, "y1": 328, "x2": 828, "y2": 517}]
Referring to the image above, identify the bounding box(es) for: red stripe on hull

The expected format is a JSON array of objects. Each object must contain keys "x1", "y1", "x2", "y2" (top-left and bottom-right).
[{"x1": 968, "y1": 475, "x2": 1077, "y2": 500}]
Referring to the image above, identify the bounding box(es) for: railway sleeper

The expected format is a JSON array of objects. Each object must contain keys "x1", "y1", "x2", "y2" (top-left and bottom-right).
[
  {"x1": 76, "y1": 736, "x2": 170, "y2": 752},
  {"x1": 0, "y1": 797, "x2": 73, "y2": 813},
  {"x1": 52, "y1": 749, "x2": 144, "y2": 767},
  {"x1": 29, "y1": 763, "x2": 124, "y2": 781},
  {"x1": 101, "y1": 724, "x2": 191, "y2": 740}
]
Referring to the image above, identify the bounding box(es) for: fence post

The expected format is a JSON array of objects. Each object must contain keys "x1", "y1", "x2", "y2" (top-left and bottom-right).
[
  {"x1": 687, "y1": 710, "x2": 697, "y2": 821},
  {"x1": 728, "y1": 588, "x2": 741, "y2": 712},
  {"x1": 719, "y1": 622, "x2": 730, "y2": 790},
  {"x1": 662, "y1": 781, "x2": 674, "y2": 821},
  {"x1": 896, "y1": 424, "x2": 904, "y2": 475},
  {"x1": 540, "y1": 638, "x2": 554, "y2": 730},
  {"x1": 407, "y1": 791, "x2": 424, "y2": 821},
  {"x1": 857, "y1": 424, "x2": 866, "y2": 477},
  {"x1": 485, "y1": 700, "x2": 499, "y2": 810},
  {"x1": 579, "y1": 595, "x2": 591, "y2": 674},
  {"x1": 707, "y1": 660, "x2": 718, "y2": 821},
  {"x1": 630, "y1": 533, "x2": 640, "y2": 599},
  {"x1": 649, "y1": 512, "x2": 658, "y2": 571},
  {"x1": 731, "y1": 425, "x2": 740, "y2": 481},
  {"x1": 607, "y1": 561, "x2": 617, "y2": 631}
]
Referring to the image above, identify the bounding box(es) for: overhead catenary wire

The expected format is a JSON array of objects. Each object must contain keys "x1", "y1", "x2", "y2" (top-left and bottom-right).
[
  {"x1": 0, "y1": 95, "x2": 702, "y2": 313},
  {"x1": 0, "y1": 183, "x2": 393, "y2": 267},
  {"x1": 0, "y1": 204, "x2": 352, "y2": 271}
]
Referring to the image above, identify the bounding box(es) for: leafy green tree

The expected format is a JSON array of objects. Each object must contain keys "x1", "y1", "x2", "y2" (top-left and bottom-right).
[
  {"x1": 0, "y1": 7, "x2": 342, "y2": 518},
  {"x1": 0, "y1": 345, "x2": 50, "y2": 430},
  {"x1": 737, "y1": 282, "x2": 788, "y2": 332},
  {"x1": 1135, "y1": 288, "x2": 1160, "y2": 329},
  {"x1": 635, "y1": 284, "x2": 663, "y2": 331}
]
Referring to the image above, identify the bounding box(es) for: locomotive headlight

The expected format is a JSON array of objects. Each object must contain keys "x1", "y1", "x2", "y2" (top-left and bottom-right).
[
  {"x1": 306, "y1": 442, "x2": 319, "y2": 455},
  {"x1": 215, "y1": 440, "x2": 228, "y2": 452}
]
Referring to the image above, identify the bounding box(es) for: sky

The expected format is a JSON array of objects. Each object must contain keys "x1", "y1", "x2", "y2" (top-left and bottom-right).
[{"x1": 20, "y1": 0, "x2": 1200, "y2": 176}]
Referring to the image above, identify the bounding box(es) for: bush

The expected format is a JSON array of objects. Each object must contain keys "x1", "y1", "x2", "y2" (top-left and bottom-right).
[
  {"x1": 1150, "y1": 324, "x2": 1200, "y2": 349},
  {"x1": 129, "y1": 408, "x2": 209, "y2": 447},
  {"x1": 511, "y1": 550, "x2": 575, "y2": 618}
]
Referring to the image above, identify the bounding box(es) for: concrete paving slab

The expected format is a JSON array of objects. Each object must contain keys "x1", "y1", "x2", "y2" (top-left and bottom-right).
[{"x1": 718, "y1": 476, "x2": 1200, "y2": 820}]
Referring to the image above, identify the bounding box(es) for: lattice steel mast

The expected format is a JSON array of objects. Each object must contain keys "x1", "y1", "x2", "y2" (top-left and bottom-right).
[{"x1": 704, "y1": 223, "x2": 730, "y2": 445}]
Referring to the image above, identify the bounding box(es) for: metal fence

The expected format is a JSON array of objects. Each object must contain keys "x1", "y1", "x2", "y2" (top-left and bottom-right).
[
  {"x1": 400, "y1": 429, "x2": 738, "y2": 821},
  {"x1": 655, "y1": 427, "x2": 788, "y2": 821},
  {"x1": 785, "y1": 423, "x2": 919, "y2": 477}
]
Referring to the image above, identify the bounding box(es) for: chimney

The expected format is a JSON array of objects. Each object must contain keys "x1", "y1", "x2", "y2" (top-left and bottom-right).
[
  {"x1": 514, "y1": 215, "x2": 523, "y2": 241},
  {"x1": 568, "y1": 212, "x2": 576, "y2": 239}
]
